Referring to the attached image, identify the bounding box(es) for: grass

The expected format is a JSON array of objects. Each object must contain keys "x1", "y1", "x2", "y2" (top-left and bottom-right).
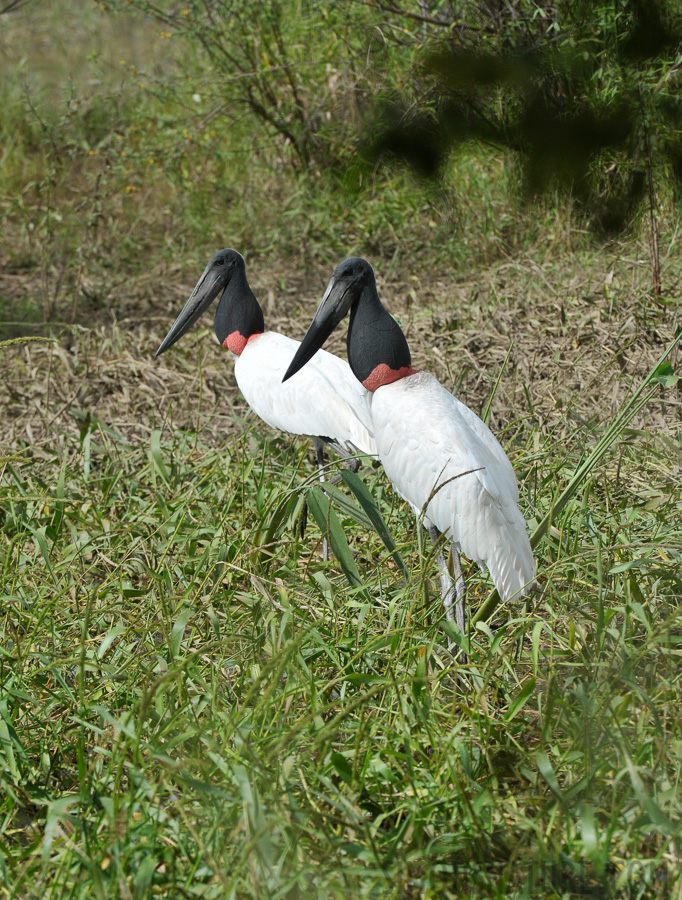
[
  {"x1": 0, "y1": 0, "x2": 585, "y2": 340},
  {"x1": 1, "y1": 2, "x2": 681, "y2": 897},
  {"x1": 0, "y1": 327, "x2": 680, "y2": 897}
]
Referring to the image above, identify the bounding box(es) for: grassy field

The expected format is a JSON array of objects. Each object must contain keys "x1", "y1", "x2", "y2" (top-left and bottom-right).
[{"x1": 1, "y1": 3, "x2": 682, "y2": 899}]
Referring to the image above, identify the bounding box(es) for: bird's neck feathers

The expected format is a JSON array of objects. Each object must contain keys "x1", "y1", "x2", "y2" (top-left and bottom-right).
[
  {"x1": 347, "y1": 284, "x2": 418, "y2": 392},
  {"x1": 214, "y1": 268, "x2": 265, "y2": 355}
]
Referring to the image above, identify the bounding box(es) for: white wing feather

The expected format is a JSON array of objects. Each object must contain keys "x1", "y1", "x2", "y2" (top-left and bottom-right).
[
  {"x1": 234, "y1": 332, "x2": 377, "y2": 457},
  {"x1": 372, "y1": 372, "x2": 534, "y2": 601}
]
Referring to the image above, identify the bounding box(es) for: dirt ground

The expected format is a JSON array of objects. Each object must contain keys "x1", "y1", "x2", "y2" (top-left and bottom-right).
[{"x1": 2, "y1": 239, "x2": 680, "y2": 462}]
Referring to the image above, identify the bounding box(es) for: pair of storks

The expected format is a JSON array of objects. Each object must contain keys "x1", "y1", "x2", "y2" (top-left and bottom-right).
[{"x1": 156, "y1": 251, "x2": 535, "y2": 636}]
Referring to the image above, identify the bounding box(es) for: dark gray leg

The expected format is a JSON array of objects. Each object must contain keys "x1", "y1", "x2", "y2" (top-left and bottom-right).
[
  {"x1": 313, "y1": 439, "x2": 329, "y2": 562},
  {"x1": 427, "y1": 525, "x2": 456, "y2": 623},
  {"x1": 428, "y1": 526, "x2": 467, "y2": 662},
  {"x1": 451, "y1": 544, "x2": 467, "y2": 635}
]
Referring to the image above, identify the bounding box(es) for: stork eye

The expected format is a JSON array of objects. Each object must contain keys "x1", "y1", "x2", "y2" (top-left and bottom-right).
[{"x1": 215, "y1": 258, "x2": 224, "y2": 266}]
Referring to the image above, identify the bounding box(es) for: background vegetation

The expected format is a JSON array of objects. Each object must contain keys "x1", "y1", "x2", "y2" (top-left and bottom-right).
[{"x1": 0, "y1": 1, "x2": 680, "y2": 897}]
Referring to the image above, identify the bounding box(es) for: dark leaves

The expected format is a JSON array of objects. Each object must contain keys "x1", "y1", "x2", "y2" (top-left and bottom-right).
[
  {"x1": 365, "y1": 0, "x2": 682, "y2": 234},
  {"x1": 620, "y1": 0, "x2": 681, "y2": 61}
]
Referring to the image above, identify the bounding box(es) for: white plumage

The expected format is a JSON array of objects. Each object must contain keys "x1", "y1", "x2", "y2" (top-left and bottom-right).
[
  {"x1": 370, "y1": 372, "x2": 535, "y2": 602},
  {"x1": 234, "y1": 331, "x2": 377, "y2": 457},
  {"x1": 283, "y1": 255, "x2": 536, "y2": 635},
  {"x1": 155, "y1": 249, "x2": 379, "y2": 564},
  {"x1": 155, "y1": 249, "x2": 376, "y2": 461}
]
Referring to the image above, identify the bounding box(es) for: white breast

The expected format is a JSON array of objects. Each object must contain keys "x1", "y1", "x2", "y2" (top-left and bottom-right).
[
  {"x1": 234, "y1": 331, "x2": 377, "y2": 457},
  {"x1": 371, "y1": 372, "x2": 535, "y2": 601}
]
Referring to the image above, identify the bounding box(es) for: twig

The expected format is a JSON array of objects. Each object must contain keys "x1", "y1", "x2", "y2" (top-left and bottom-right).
[
  {"x1": 348, "y1": 0, "x2": 491, "y2": 32},
  {"x1": 642, "y1": 102, "x2": 662, "y2": 301},
  {"x1": 0, "y1": 0, "x2": 28, "y2": 14}
]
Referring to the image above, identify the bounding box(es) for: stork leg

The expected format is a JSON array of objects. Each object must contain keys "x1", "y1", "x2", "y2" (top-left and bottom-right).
[
  {"x1": 451, "y1": 543, "x2": 467, "y2": 636},
  {"x1": 428, "y1": 526, "x2": 467, "y2": 661},
  {"x1": 329, "y1": 459, "x2": 360, "y2": 485},
  {"x1": 427, "y1": 525, "x2": 456, "y2": 623},
  {"x1": 327, "y1": 441, "x2": 361, "y2": 483},
  {"x1": 313, "y1": 439, "x2": 329, "y2": 562}
]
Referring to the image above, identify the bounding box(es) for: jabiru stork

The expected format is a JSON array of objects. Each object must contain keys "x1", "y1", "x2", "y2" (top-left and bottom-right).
[
  {"x1": 283, "y1": 257, "x2": 535, "y2": 634},
  {"x1": 155, "y1": 250, "x2": 377, "y2": 558}
]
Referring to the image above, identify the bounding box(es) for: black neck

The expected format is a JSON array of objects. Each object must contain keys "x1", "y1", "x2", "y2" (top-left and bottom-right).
[
  {"x1": 347, "y1": 284, "x2": 411, "y2": 383},
  {"x1": 214, "y1": 267, "x2": 265, "y2": 346}
]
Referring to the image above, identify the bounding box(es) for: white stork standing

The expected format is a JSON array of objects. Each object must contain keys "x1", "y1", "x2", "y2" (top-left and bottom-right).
[
  {"x1": 283, "y1": 257, "x2": 535, "y2": 633},
  {"x1": 155, "y1": 249, "x2": 377, "y2": 558}
]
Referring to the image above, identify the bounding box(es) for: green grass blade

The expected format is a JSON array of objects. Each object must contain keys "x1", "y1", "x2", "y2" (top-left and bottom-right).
[
  {"x1": 482, "y1": 341, "x2": 513, "y2": 425},
  {"x1": 0, "y1": 336, "x2": 57, "y2": 350},
  {"x1": 340, "y1": 469, "x2": 408, "y2": 578},
  {"x1": 150, "y1": 429, "x2": 171, "y2": 483},
  {"x1": 319, "y1": 479, "x2": 373, "y2": 531},
  {"x1": 257, "y1": 490, "x2": 300, "y2": 558},
  {"x1": 473, "y1": 329, "x2": 682, "y2": 624},
  {"x1": 504, "y1": 676, "x2": 536, "y2": 722},
  {"x1": 306, "y1": 486, "x2": 364, "y2": 590}
]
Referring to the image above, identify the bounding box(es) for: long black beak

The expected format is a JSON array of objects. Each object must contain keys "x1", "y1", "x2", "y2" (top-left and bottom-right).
[
  {"x1": 155, "y1": 263, "x2": 226, "y2": 357},
  {"x1": 282, "y1": 274, "x2": 355, "y2": 382}
]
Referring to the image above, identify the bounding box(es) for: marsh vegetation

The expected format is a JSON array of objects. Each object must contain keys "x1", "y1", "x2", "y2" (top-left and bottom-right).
[{"x1": 0, "y1": 2, "x2": 680, "y2": 897}]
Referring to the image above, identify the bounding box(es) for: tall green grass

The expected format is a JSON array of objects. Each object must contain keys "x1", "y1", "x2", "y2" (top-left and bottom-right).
[{"x1": 1, "y1": 389, "x2": 680, "y2": 897}]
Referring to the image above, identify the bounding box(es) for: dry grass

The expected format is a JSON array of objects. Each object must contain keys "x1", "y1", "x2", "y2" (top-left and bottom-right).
[{"x1": 2, "y1": 234, "x2": 679, "y2": 461}]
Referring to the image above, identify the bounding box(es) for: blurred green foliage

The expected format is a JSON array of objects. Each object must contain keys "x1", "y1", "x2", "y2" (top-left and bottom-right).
[
  {"x1": 4, "y1": 0, "x2": 682, "y2": 333},
  {"x1": 368, "y1": 0, "x2": 682, "y2": 234}
]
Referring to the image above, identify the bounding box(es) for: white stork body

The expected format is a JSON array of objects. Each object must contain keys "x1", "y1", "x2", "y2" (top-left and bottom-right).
[
  {"x1": 370, "y1": 371, "x2": 534, "y2": 602},
  {"x1": 284, "y1": 256, "x2": 536, "y2": 637},
  {"x1": 155, "y1": 250, "x2": 378, "y2": 560},
  {"x1": 234, "y1": 331, "x2": 376, "y2": 457}
]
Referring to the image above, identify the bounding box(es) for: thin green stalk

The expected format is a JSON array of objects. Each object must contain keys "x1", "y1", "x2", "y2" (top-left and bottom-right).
[{"x1": 473, "y1": 329, "x2": 682, "y2": 625}]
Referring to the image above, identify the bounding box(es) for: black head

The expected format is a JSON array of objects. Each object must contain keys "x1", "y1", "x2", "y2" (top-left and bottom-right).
[
  {"x1": 282, "y1": 257, "x2": 376, "y2": 381},
  {"x1": 155, "y1": 249, "x2": 245, "y2": 357},
  {"x1": 330, "y1": 256, "x2": 375, "y2": 287}
]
